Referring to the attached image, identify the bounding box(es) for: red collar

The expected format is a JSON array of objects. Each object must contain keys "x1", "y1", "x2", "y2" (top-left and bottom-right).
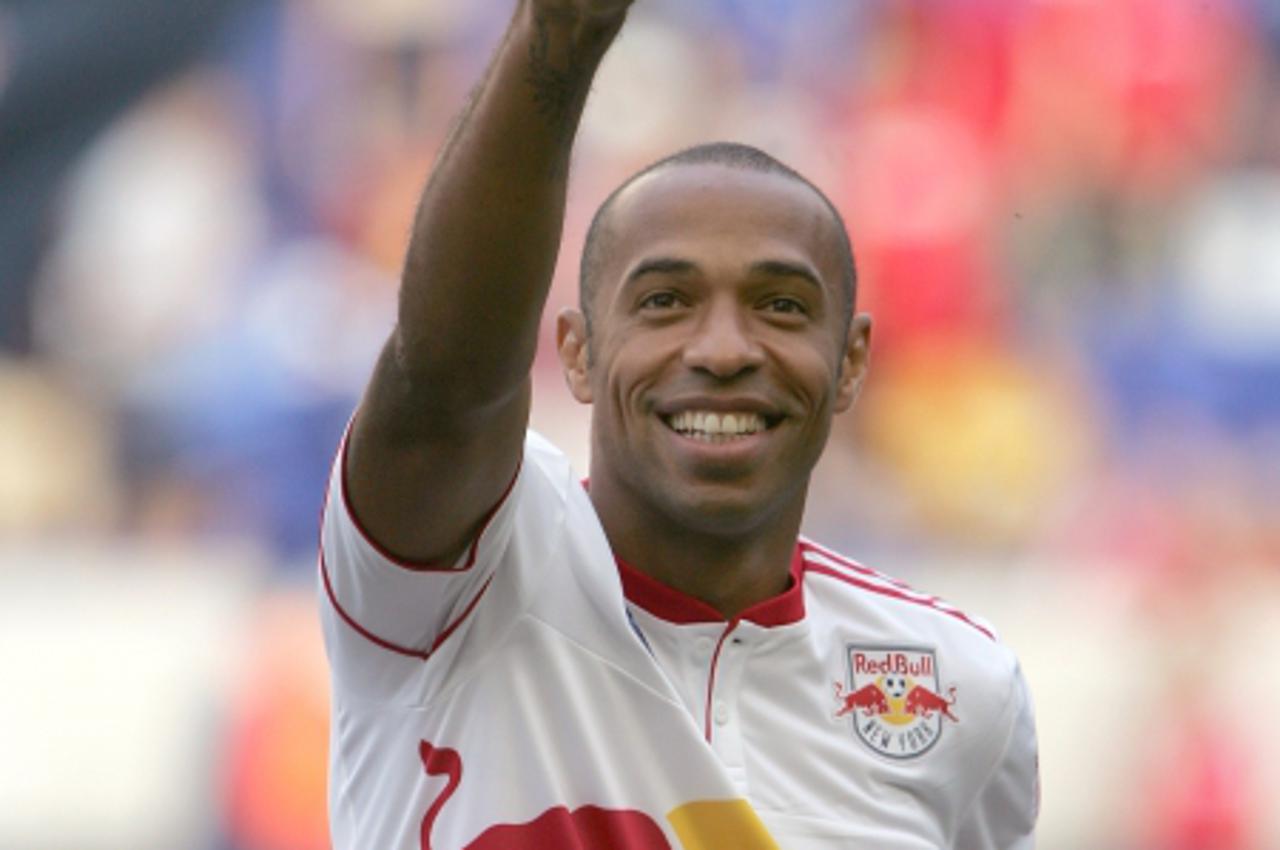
[{"x1": 615, "y1": 545, "x2": 807, "y2": 627}]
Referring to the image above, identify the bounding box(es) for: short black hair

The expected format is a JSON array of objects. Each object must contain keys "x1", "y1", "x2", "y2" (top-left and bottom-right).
[{"x1": 578, "y1": 141, "x2": 857, "y2": 334}]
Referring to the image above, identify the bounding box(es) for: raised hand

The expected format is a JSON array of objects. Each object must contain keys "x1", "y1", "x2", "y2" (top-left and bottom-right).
[
  {"x1": 345, "y1": 0, "x2": 631, "y2": 565},
  {"x1": 521, "y1": 0, "x2": 632, "y2": 141},
  {"x1": 529, "y1": 0, "x2": 635, "y2": 26}
]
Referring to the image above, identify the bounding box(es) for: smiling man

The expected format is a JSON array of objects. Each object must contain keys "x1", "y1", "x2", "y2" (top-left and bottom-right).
[
  {"x1": 319, "y1": 2, "x2": 1039, "y2": 849},
  {"x1": 558, "y1": 151, "x2": 866, "y2": 617}
]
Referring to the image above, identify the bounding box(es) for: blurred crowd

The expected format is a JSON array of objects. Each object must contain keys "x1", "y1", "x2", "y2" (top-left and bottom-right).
[{"x1": 2, "y1": 0, "x2": 1279, "y2": 848}]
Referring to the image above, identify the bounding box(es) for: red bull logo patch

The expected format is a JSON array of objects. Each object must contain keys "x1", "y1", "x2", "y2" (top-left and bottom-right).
[{"x1": 833, "y1": 646, "x2": 957, "y2": 759}]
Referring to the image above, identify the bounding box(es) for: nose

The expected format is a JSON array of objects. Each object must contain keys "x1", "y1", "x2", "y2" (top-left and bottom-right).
[{"x1": 681, "y1": 299, "x2": 764, "y2": 379}]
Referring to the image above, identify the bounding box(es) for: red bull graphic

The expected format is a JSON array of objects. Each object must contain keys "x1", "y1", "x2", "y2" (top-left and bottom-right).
[
  {"x1": 905, "y1": 683, "x2": 958, "y2": 722},
  {"x1": 834, "y1": 647, "x2": 958, "y2": 759},
  {"x1": 418, "y1": 741, "x2": 780, "y2": 850},
  {"x1": 419, "y1": 741, "x2": 672, "y2": 849},
  {"x1": 832, "y1": 682, "x2": 889, "y2": 718}
]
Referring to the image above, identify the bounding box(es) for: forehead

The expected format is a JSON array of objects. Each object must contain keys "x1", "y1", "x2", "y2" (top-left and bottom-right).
[{"x1": 600, "y1": 164, "x2": 845, "y2": 287}]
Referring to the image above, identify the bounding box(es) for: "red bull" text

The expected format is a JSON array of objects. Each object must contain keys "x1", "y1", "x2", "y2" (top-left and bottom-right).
[{"x1": 853, "y1": 651, "x2": 934, "y2": 678}]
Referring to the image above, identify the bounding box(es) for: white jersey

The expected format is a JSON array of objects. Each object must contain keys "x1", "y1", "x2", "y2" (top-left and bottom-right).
[{"x1": 320, "y1": 430, "x2": 1038, "y2": 849}]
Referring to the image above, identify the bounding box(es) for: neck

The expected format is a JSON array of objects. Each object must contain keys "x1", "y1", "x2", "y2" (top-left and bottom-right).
[{"x1": 588, "y1": 471, "x2": 806, "y2": 619}]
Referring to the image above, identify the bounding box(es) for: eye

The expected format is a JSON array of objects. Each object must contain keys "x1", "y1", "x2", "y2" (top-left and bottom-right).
[
  {"x1": 760, "y1": 296, "x2": 808, "y2": 315},
  {"x1": 638, "y1": 290, "x2": 682, "y2": 310}
]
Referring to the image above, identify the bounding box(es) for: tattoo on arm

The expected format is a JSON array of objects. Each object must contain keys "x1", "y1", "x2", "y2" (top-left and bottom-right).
[{"x1": 525, "y1": 12, "x2": 595, "y2": 159}]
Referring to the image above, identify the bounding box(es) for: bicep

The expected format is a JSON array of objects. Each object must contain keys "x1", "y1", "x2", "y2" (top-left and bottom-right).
[{"x1": 344, "y1": 336, "x2": 530, "y2": 567}]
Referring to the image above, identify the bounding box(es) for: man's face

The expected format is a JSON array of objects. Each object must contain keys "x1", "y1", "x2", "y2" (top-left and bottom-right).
[{"x1": 558, "y1": 164, "x2": 871, "y2": 535}]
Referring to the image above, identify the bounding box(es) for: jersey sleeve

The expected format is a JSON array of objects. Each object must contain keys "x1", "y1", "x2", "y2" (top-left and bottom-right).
[
  {"x1": 318, "y1": 424, "x2": 532, "y2": 666},
  {"x1": 953, "y1": 664, "x2": 1040, "y2": 850}
]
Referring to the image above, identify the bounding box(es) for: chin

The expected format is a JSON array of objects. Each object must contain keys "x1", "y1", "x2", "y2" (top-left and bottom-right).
[{"x1": 657, "y1": 481, "x2": 789, "y2": 538}]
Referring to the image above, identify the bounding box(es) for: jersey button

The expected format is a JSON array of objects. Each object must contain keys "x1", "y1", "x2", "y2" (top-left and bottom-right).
[{"x1": 713, "y1": 701, "x2": 730, "y2": 726}]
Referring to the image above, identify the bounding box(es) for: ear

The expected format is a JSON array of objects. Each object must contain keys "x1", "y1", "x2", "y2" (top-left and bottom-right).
[
  {"x1": 556, "y1": 308, "x2": 594, "y2": 404},
  {"x1": 834, "y1": 313, "x2": 872, "y2": 413}
]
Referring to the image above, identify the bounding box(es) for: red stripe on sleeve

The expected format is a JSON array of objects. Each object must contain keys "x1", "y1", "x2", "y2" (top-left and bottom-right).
[{"x1": 320, "y1": 552, "x2": 430, "y2": 660}]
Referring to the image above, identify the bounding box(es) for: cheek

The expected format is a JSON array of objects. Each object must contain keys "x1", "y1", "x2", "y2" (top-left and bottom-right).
[
  {"x1": 590, "y1": 354, "x2": 652, "y2": 438},
  {"x1": 771, "y1": 343, "x2": 843, "y2": 411},
  {"x1": 598, "y1": 333, "x2": 680, "y2": 412}
]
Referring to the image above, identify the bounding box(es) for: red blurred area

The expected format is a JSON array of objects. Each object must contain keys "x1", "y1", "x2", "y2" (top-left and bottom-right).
[{"x1": 221, "y1": 595, "x2": 330, "y2": 850}]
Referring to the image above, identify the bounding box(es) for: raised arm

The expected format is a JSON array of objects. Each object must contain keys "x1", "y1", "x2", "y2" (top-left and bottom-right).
[{"x1": 345, "y1": 0, "x2": 631, "y2": 564}]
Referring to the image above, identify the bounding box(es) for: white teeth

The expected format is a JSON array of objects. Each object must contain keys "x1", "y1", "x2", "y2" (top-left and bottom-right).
[{"x1": 666, "y1": 410, "x2": 766, "y2": 440}]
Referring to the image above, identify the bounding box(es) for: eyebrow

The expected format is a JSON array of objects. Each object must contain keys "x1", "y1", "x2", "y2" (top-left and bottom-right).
[
  {"x1": 748, "y1": 259, "x2": 823, "y2": 290},
  {"x1": 625, "y1": 257, "x2": 823, "y2": 289},
  {"x1": 625, "y1": 257, "x2": 699, "y2": 283}
]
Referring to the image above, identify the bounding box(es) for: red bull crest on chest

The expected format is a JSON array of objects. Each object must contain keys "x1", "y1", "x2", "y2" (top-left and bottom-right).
[{"x1": 833, "y1": 646, "x2": 958, "y2": 759}]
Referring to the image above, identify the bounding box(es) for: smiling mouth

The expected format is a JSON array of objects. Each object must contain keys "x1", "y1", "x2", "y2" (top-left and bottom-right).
[{"x1": 660, "y1": 410, "x2": 780, "y2": 443}]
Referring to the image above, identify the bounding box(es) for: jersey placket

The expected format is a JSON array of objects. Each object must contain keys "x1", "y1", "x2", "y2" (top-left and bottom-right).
[{"x1": 703, "y1": 621, "x2": 752, "y2": 794}]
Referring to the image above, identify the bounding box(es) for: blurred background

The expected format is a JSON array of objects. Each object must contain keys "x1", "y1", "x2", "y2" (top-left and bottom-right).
[{"x1": 1, "y1": 0, "x2": 1278, "y2": 847}]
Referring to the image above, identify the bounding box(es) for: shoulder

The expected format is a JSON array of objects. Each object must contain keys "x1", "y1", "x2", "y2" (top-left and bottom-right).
[
  {"x1": 525, "y1": 428, "x2": 572, "y2": 475},
  {"x1": 798, "y1": 537, "x2": 1014, "y2": 669},
  {"x1": 507, "y1": 429, "x2": 580, "y2": 510},
  {"x1": 798, "y1": 539, "x2": 1028, "y2": 763}
]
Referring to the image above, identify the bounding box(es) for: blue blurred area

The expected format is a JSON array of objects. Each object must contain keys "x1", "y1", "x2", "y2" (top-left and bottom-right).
[
  {"x1": 117, "y1": 321, "x2": 353, "y2": 562},
  {"x1": 1093, "y1": 312, "x2": 1280, "y2": 437},
  {"x1": 0, "y1": 0, "x2": 254, "y2": 349}
]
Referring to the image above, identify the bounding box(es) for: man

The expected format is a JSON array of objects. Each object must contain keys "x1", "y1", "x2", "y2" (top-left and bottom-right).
[{"x1": 319, "y1": 0, "x2": 1039, "y2": 847}]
